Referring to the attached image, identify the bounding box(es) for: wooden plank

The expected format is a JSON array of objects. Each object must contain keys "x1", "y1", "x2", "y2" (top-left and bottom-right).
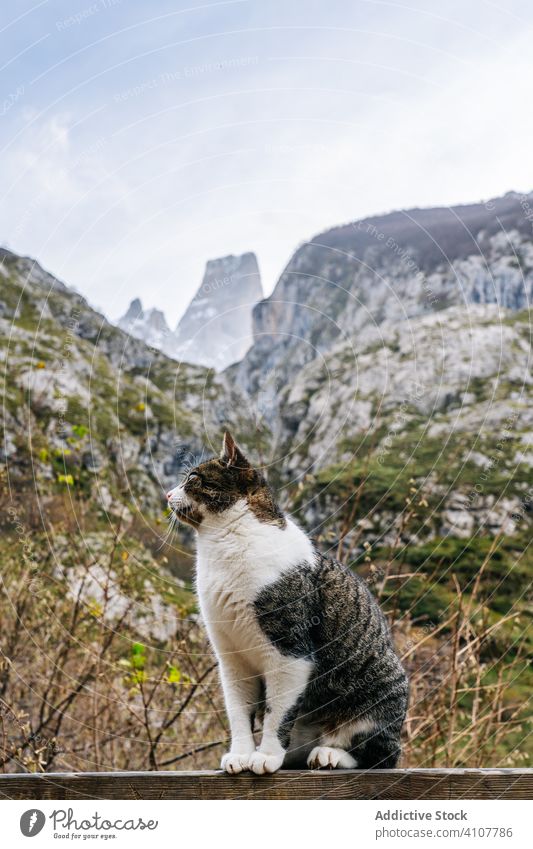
[{"x1": 0, "y1": 769, "x2": 531, "y2": 800}]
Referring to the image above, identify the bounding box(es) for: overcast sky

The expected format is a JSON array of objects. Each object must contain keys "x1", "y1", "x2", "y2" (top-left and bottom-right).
[{"x1": 1, "y1": 0, "x2": 532, "y2": 326}]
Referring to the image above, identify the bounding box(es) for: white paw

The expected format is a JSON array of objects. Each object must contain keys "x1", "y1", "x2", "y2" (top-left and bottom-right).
[
  {"x1": 307, "y1": 746, "x2": 358, "y2": 769},
  {"x1": 220, "y1": 752, "x2": 250, "y2": 774},
  {"x1": 248, "y1": 750, "x2": 284, "y2": 775}
]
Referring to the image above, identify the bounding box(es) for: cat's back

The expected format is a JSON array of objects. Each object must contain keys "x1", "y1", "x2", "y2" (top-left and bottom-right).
[
  {"x1": 313, "y1": 555, "x2": 399, "y2": 663},
  {"x1": 253, "y1": 552, "x2": 398, "y2": 660}
]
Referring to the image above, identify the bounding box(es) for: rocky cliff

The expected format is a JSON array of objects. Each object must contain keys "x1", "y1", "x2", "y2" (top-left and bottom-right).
[
  {"x1": 277, "y1": 303, "x2": 532, "y2": 544},
  {"x1": 173, "y1": 252, "x2": 263, "y2": 370}
]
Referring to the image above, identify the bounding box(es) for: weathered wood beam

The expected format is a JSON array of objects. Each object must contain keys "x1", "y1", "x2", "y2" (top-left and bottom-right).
[{"x1": 0, "y1": 769, "x2": 531, "y2": 800}]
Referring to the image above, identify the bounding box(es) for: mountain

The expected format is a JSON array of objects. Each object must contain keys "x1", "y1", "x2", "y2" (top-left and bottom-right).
[
  {"x1": 174, "y1": 252, "x2": 263, "y2": 370},
  {"x1": 118, "y1": 252, "x2": 263, "y2": 370},
  {"x1": 234, "y1": 191, "x2": 533, "y2": 417},
  {"x1": 225, "y1": 192, "x2": 533, "y2": 548},
  {"x1": 117, "y1": 297, "x2": 175, "y2": 358}
]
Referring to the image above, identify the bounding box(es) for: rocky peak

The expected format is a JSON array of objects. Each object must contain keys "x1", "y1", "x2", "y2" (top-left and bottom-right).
[
  {"x1": 121, "y1": 297, "x2": 143, "y2": 324},
  {"x1": 174, "y1": 252, "x2": 263, "y2": 370},
  {"x1": 118, "y1": 297, "x2": 175, "y2": 358},
  {"x1": 118, "y1": 252, "x2": 263, "y2": 370}
]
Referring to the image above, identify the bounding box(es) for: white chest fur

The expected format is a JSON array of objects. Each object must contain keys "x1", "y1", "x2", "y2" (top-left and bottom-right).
[{"x1": 195, "y1": 500, "x2": 314, "y2": 667}]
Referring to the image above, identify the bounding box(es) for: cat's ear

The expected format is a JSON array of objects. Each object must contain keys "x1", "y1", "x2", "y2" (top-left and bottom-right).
[{"x1": 220, "y1": 431, "x2": 249, "y2": 468}]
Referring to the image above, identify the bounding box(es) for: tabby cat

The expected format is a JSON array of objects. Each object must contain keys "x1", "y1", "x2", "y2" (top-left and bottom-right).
[{"x1": 167, "y1": 433, "x2": 408, "y2": 774}]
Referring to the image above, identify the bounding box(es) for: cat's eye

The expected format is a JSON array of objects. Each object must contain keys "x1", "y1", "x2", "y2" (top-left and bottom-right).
[{"x1": 187, "y1": 473, "x2": 200, "y2": 484}]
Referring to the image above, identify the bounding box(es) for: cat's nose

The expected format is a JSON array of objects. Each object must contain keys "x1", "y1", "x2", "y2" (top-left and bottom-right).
[{"x1": 166, "y1": 491, "x2": 173, "y2": 501}]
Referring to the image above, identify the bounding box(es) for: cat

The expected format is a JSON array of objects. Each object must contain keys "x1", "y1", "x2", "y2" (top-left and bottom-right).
[{"x1": 166, "y1": 432, "x2": 408, "y2": 775}]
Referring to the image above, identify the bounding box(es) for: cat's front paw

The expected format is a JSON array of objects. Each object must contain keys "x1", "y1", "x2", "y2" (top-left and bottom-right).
[
  {"x1": 221, "y1": 752, "x2": 251, "y2": 774},
  {"x1": 248, "y1": 750, "x2": 284, "y2": 775}
]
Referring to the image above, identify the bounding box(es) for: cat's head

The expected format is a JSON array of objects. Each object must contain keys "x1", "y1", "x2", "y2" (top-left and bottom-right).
[{"x1": 166, "y1": 432, "x2": 285, "y2": 530}]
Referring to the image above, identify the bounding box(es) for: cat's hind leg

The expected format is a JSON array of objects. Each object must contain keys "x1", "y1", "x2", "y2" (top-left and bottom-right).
[
  {"x1": 357, "y1": 727, "x2": 402, "y2": 769},
  {"x1": 282, "y1": 717, "x2": 323, "y2": 768},
  {"x1": 306, "y1": 719, "x2": 372, "y2": 770}
]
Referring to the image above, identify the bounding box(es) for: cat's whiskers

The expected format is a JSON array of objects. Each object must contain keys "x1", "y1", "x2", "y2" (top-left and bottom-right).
[{"x1": 157, "y1": 509, "x2": 178, "y2": 550}]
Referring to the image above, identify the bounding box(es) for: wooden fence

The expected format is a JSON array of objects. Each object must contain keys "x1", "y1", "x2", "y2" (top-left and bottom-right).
[{"x1": 0, "y1": 769, "x2": 531, "y2": 800}]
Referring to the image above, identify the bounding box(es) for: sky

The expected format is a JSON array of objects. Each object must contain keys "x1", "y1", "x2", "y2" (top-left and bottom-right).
[{"x1": 1, "y1": 0, "x2": 533, "y2": 327}]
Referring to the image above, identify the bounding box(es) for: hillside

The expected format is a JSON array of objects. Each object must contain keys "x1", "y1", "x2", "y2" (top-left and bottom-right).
[
  {"x1": 0, "y1": 249, "x2": 232, "y2": 510},
  {"x1": 276, "y1": 304, "x2": 532, "y2": 535},
  {"x1": 0, "y1": 246, "x2": 258, "y2": 609}
]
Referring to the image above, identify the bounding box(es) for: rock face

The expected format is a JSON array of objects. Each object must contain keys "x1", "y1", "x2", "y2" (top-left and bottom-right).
[
  {"x1": 118, "y1": 252, "x2": 263, "y2": 370},
  {"x1": 275, "y1": 302, "x2": 532, "y2": 538},
  {"x1": 233, "y1": 192, "x2": 533, "y2": 418},
  {"x1": 174, "y1": 252, "x2": 263, "y2": 369}
]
